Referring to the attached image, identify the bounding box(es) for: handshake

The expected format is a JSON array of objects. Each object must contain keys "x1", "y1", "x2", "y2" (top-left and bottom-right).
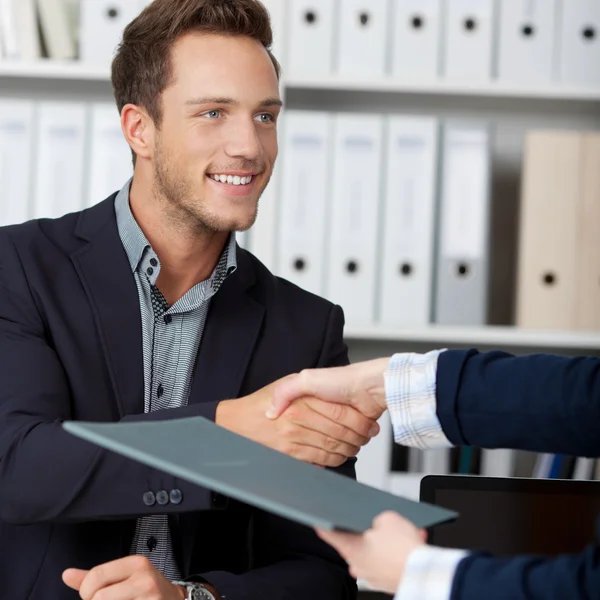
[{"x1": 215, "y1": 357, "x2": 391, "y2": 468}]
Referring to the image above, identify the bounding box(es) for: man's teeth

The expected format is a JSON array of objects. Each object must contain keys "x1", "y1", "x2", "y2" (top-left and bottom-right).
[{"x1": 210, "y1": 174, "x2": 253, "y2": 186}]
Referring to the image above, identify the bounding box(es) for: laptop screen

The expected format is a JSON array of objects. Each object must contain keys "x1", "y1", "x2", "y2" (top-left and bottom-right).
[{"x1": 420, "y1": 475, "x2": 600, "y2": 556}]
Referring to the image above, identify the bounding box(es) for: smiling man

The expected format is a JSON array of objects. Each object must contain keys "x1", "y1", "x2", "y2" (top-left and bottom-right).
[{"x1": 0, "y1": 1, "x2": 374, "y2": 599}]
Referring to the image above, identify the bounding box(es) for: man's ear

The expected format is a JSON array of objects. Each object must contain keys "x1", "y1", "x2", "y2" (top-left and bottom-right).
[{"x1": 121, "y1": 104, "x2": 154, "y2": 161}]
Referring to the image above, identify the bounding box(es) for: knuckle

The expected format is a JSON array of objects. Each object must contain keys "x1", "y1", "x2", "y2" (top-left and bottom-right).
[{"x1": 324, "y1": 436, "x2": 340, "y2": 452}]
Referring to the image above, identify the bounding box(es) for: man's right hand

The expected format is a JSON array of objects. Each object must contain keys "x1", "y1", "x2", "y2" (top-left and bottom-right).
[
  {"x1": 266, "y1": 358, "x2": 391, "y2": 421},
  {"x1": 215, "y1": 378, "x2": 380, "y2": 468}
]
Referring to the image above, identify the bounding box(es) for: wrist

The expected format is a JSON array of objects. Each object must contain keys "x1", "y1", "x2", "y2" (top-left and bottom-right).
[
  {"x1": 363, "y1": 357, "x2": 391, "y2": 414},
  {"x1": 174, "y1": 584, "x2": 187, "y2": 599},
  {"x1": 215, "y1": 398, "x2": 237, "y2": 430}
]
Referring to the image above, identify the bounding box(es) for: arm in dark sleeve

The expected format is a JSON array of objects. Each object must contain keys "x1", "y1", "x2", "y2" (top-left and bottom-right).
[
  {"x1": 197, "y1": 304, "x2": 357, "y2": 600},
  {"x1": 0, "y1": 233, "x2": 219, "y2": 525},
  {"x1": 451, "y1": 544, "x2": 600, "y2": 600},
  {"x1": 436, "y1": 349, "x2": 600, "y2": 456}
]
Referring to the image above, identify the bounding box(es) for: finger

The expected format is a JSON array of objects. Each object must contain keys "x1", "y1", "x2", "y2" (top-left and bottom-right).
[
  {"x1": 89, "y1": 581, "x2": 135, "y2": 600},
  {"x1": 316, "y1": 528, "x2": 363, "y2": 560},
  {"x1": 79, "y1": 556, "x2": 151, "y2": 600},
  {"x1": 302, "y1": 399, "x2": 379, "y2": 442},
  {"x1": 62, "y1": 568, "x2": 88, "y2": 591},
  {"x1": 267, "y1": 367, "x2": 353, "y2": 419},
  {"x1": 292, "y1": 443, "x2": 347, "y2": 468},
  {"x1": 285, "y1": 416, "x2": 363, "y2": 457}
]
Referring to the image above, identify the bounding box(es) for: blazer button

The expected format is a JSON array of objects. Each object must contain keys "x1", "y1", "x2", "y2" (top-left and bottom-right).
[
  {"x1": 156, "y1": 490, "x2": 169, "y2": 506},
  {"x1": 143, "y1": 491, "x2": 156, "y2": 507},
  {"x1": 170, "y1": 489, "x2": 183, "y2": 505}
]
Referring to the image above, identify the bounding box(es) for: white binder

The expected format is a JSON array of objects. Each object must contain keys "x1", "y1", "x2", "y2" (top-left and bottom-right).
[
  {"x1": 336, "y1": 0, "x2": 390, "y2": 77},
  {"x1": 260, "y1": 0, "x2": 287, "y2": 70},
  {"x1": 379, "y1": 116, "x2": 438, "y2": 327},
  {"x1": 86, "y1": 104, "x2": 133, "y2": 207},
  {"x1": 32, "y1": 103, "x2": 88, "y2": 219},
  {"x1": 79, "y1": 0, "x2": 140, "y2": 66},
  {"x1": 391, "y1": 0, "x2": 442, "y2": 79},
  {"x1": 442, "y1": 0, "x2": 495, "y2": 81},
  {"x1": 0, "y1": 100, "x2": 35, "y2": 226},
  {"x1": 433, "y1": 122, "x2": 491, "y2": 325},
  {"x1": 286, "y1": 0, "x2": 335, "y2": 78},
  {"x1": 325, "y1": 114, "x2": 384, "y2": 325},
  {"x1": 557, "y1": 0, "x2": 600, "y2": 86},
  {"x1": 497, "y1": 0, "x2": 557, "y2": 83},
  {"x1": 277, "y1": 111, "x2": 332, "y2": 296},
  {"x1": 355, "y1": 413, "x2": 392, "y2": 491}
]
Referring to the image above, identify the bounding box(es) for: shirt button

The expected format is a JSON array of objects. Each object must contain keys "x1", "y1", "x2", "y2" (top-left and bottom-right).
[
  {"x1": 157, "y1": 384, "x2": 164, "y2": 398},
  {"x1": 147, "y1": 536, "x2": 157, "y2": 552},
  {"x1": 143, "y1": 491, "x2": 156, "y2": 507},
  {"x1": 156, "y1": 490, "x2": 169, "y2": 506},
  {"x1": 150, "y1": 258, "x2": 158, "y2": 267},
  {"x1": 170, "y1": 489, "x2": 183, "y2": 505},
  {"x1": 146, "y1": 267, "x2": 154, "y2": 276},
  {"x1": 164, "y1": 314, "x2": 172, "y2": 324}
]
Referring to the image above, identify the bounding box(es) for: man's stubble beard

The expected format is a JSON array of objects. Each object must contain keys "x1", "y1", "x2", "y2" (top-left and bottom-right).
[{"x1": 152, "y1": 138, "x2": 269, "y2": 235}]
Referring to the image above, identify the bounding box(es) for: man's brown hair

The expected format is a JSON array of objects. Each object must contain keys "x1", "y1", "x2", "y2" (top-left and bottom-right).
[{"x1": 111, "y1": 0, "x2": 280, "y2": 129}]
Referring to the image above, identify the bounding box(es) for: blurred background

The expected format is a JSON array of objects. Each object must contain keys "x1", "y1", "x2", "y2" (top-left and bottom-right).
[{"x1": 1, "y1": 2, "x2": 600, "y2": 595}]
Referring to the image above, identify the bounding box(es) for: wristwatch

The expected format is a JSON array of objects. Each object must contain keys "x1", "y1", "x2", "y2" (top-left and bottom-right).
[{"x1": 172, "y1": 581, "x2": 218, "y2": 600}]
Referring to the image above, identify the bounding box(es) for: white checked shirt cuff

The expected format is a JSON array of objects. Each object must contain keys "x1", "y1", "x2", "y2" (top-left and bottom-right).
[
  {"x1": 384, "y1": 351, "x2": 453, "y2": 449},
  {"x1": 395, "y1": 545, "x2": 469, "y2": 600}
]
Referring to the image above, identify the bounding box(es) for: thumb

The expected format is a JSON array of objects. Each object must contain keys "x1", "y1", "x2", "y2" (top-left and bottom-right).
[
  {"x1": 62, "y1": 568, "x2": 88, "y2": 591},
  {"x1": 266, "y1": 374, "x2": 303, "y2": 419}
]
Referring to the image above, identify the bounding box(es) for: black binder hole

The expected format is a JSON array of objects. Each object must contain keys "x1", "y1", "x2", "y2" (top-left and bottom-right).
[
  {"x1": 522, "y1": 24, "x2": 535, "y2": 37},
  {"x1": 583, "y1": 26, "x2": 596, "y2": 41},
  {"x1": 411, "y1": 15, "x2": 424, "y2": 30},
  {"x1": 293, "y1": 258, "x2": 307, "y2": 272},
  {"x1": 107, "y1": 6, "x2": 120, "y2": 19},
  {"x1": 543, "y1": 272, "x2": 556, "y2": 286},
  {"x1": 346, "y1": 260, "x2": 359, "y2": 274},
  {"x1": 400, "y1": 263, "x2": 413, "y2": 277},
  {"x1": 359, "y1": 12, "x2": 370, "y2": 27},
  {"x1": 457, "y1": 263, "x2": 470, "y2": 277},
  {"x1": 304, "y1": 10, "x2": 317, "y2": 25},
  {"x1": 464, "y1": 18, "x2": 477, "y2": 32}
]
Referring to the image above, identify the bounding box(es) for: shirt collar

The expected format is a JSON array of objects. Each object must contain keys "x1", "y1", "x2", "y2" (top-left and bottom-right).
[{"x1": 114, "y1": 178, "x2": 238, "y2": 284}]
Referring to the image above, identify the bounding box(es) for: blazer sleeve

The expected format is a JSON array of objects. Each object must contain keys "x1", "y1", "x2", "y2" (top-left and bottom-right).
[
  {"x1": 197, "y1": 304, "x2": 357, "y2": 600},
  {"x1": 451, "y1": 543, "x2": 600, "y2": 600},
  {"x1": 0, "y1": 231, "x2": 220, "y2": 525},
  {"x1": 435, "y1": 349, "x2": 600, "y2": 456}
]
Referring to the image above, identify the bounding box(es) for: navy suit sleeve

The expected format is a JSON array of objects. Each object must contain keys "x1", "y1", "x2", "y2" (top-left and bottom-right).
[
  {"x1": 0, "y1": 232, "x2": 218, "y2": 525},
  {"x1": 436, "y1": 349, "x2": 600, "y2": 456},
  {"x1": 198, "y1": 304, "x2": 357, "y2": 600},
  {"x1": 435, "y1": 349, "x2": 600, "y2": 599},
  {"x1": 451, "y1": 544, "x2": 600, "y2": 600}
]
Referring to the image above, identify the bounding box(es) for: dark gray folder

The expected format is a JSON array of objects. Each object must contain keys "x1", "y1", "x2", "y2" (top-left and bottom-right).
[{"x1": 63, "y1": 417, "x2": 457, "y2": 532}]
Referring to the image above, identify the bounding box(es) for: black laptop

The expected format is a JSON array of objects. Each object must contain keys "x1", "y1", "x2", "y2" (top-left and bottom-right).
[{"x1": 420, "y1": 475, "x2": 600, "y2": 556}]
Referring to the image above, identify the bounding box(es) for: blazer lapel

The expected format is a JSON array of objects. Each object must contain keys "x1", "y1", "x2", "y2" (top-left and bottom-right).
[
  {"x1": 70, "y1": 198, "x2": 144, "y2": 418},
  {"x1": 180, "y1": 247, "x2": 265, "y2": 575},
  {"x1": 189, "y1": 247, "x2": 265, "y2": 406}
]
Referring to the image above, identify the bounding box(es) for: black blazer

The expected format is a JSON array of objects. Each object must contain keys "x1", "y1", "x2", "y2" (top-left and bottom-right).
[
  {"x1": 437, "y1": 349, "x2": 600, "y2": 600},
  {"x1": 0, "y1": 195, "x2": 356, "y2": 600}
]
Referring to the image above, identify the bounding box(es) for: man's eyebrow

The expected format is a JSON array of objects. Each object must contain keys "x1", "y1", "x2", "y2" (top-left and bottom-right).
[
  {"x1": 185, "y1": 97, "x2": 240, "y2": 106},
  {"x1": 185, "y1": 97, "x2": 284, "y2": 108}
]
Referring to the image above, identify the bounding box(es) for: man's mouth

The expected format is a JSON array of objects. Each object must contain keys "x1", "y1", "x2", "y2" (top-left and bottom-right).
[{"x1": 207, "y1": 173, "x2": 255, "y2": 186}]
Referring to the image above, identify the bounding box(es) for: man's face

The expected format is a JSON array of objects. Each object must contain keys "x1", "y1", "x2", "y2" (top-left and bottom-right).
[{"x1": 152, "y1": 32, "x2": 281, "y2": 233}]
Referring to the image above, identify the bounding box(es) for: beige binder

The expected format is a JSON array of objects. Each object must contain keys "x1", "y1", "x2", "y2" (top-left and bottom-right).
[
  {"x1": 516, "y1": 131, "x2": 582, "y2": 329},
  {"x1": 576, "y1": 134, "x2": 600, "y2": 330}
]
